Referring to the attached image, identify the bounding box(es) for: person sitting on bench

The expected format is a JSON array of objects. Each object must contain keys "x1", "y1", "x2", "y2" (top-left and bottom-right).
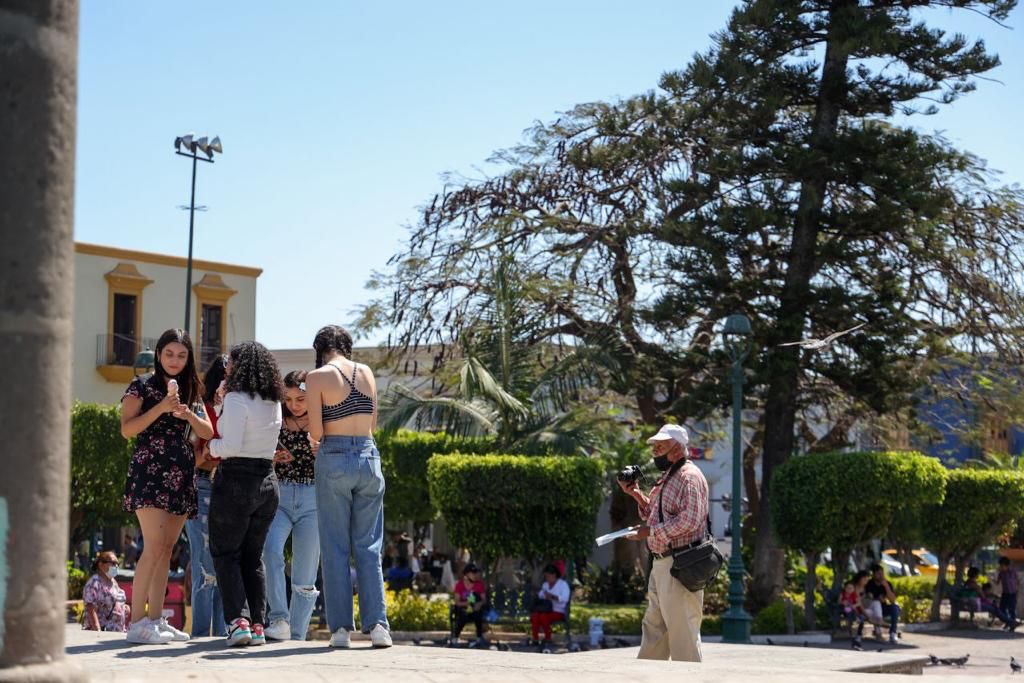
[
  {"x1": 530, "y1": 564, "x2": 570, "y2": 646},
  {"x1": 452, "y1": 563, "x2": 488, "y2": 645}
]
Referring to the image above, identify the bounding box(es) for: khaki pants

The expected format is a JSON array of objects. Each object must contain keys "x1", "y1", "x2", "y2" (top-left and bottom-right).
[{"x1": 638, "y1": 556, "x2": 704, "y2": 662}]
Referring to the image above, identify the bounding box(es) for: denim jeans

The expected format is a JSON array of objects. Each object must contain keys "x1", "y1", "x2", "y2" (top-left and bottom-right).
[
  {"x1": 209, "y1": 458, "x2": 279, "y2": 627},
  {"x1": 184, "y1": 474, "x2": 226, "y2": 636},
  {"x1": 263, "y1": 480, "x2": 321, "y2": 639},
  {"x1": 314, "y1": 436, "x2": 389, "y2": 633}
]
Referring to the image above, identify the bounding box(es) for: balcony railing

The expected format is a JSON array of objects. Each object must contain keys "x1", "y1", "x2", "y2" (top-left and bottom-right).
[{"x1": 96, "y1": 334, "x2": 158, "y2": 368}]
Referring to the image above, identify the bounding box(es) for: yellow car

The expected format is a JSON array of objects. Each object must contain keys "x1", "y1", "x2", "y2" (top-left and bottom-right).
[{"x1": 883, "y1": 548, "x2": 949, "y2": 576}]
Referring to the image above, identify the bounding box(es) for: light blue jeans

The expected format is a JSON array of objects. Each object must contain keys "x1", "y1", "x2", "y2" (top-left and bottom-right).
[
  {"x1": 263, "y1": 480, "x2": 321, "y2": 639},
  {"x1": 314, "y1": 436, "x2": 389, "y2": 633},
  {"x1": 185, "y1": 475, "x2": 226, "y2": 636}
]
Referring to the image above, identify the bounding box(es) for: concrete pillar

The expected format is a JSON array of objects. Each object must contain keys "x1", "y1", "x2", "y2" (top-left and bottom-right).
[{"x1": 0, "y1": 1, "x2": 86, "y2": 680}]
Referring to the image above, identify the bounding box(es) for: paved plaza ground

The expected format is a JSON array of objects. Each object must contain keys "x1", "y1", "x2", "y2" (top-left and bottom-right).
[{"x1": 63, "y1": 623, "x2": 1024, "y2": 682}]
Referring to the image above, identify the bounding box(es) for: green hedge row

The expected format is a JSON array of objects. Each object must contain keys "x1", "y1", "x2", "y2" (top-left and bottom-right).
[
  {"x1": 427, "y1": 454, "x2": 605, "y2": 561},
  {"x1": 377, "y1": 430, "x2": 497, "y2": 524}
]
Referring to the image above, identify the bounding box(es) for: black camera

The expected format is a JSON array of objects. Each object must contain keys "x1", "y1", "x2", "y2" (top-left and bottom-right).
[{"x1": 616, "y1": 465, "x2": 643, "y2": 484}]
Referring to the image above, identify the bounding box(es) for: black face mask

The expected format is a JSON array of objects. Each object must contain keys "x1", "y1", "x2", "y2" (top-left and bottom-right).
[{"x1": 653, "y1": 454, "x2": 672, "y2": 472}]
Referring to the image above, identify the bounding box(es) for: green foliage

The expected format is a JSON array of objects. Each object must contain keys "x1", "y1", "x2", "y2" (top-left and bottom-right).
[
  {"x1": 427, "y1": 454, "x2": 604, "y2": 562},
  {"x1": 772, "y1": 451, "x2": 946, "y2": 557},
  {"x1": 376, "y1": 430, "x2": 497, "y2": 524},
  {"x1": 922, "y1": 468, "x2": 1024, "y2": 619},
  {"x1": 901, "y1": 598, "x2": 934, "y2": 625},
  {"x1": 580, "y1": 565, "x2": 647, "y2": 605},
  {"x1": 67, "y1": 561, "x2": 87, "y2": 600},
  {"x1": 354, "y1": 591, "x2": 450, "y2": 631},
  {"x1": 701, "y1": 615, "x2": 722, "y2": 636},
  {"x1": 889, "y1": 576, "x2": 936, "y2": 601},
  {"x1": 70, "y1": 402, "x2": 134, "y2": 543},
  {"x1": 922, "y1": 469, "x2": 1024, "y2": 560},
  {"x1": 751, "y1": 600, "x2": 789, "y2": 635},
  {"x1": 789, "y1": 563, "x2": 834, "y2": 594},
  {"x1": 571, "y1": 604, "x2": 645, "y2": 635}
]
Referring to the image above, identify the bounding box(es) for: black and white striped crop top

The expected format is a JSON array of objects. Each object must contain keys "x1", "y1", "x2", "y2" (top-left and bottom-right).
[{"x1": 321, "y1": 362, "x2": 375, "y2": 422}]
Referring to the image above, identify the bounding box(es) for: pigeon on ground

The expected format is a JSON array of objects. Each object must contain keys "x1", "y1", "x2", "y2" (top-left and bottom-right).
[
  {"x1": 411, "y1": 638, "x2": 421, "y2": 646},
  {"x1": 876, "y1": 648, "x2": 884, "y2": 653},
  {"x1": 497, "y1": 643, "x2": 511, "y2": 652},
  {"x1": 613, "y1": 638, "x2": 630, "y2": 648},
  {"x1": 929, "y1": 655, "x2": 940, "y2": 666},
  {"x1": 803, "y1": 641, "x2": 809, "y2": 647},
  {"x1": 948, "y1": 655, "x2": 969, "y2": 667},
  {"x1": 1011, "y1": 656, "x2": 1021, "y2": 674},
  {"x1": 766, "y1": 638, "x2": 775, "y2": 645}
]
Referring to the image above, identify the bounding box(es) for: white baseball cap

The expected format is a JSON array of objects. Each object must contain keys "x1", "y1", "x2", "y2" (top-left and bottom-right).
[{"x1": 647, "y1": 424, "x2": 689, "y2": 447}]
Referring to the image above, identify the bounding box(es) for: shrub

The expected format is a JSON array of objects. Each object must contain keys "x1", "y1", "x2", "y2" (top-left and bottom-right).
[
  {"x1": 922, "y1": 469, "x2": 1024, "y2": 619},
  {"x1": 580, "y1": 565, "x2": 646, "y2": 605},
  {"x1": 901, "y1": 597, "x2": 933, "y2": 624},
  {"x1": 890, "y1": 576, "x2": 936, "y2": 601},
  {"x1": 772, "y1": 450, "x2": 945, "y2": 628},
  {"x1": 570, "y1": 604, "x2": 645, "y2": 635},
  {"x1": 702, "y1": 568, "x2": 731, "y2": 616},
  {"x1": 428, "y1": 454, "x2": 604, "y2": 561},
  {"x1": 70, "y1": 403, "x2": 135, "y2": 543},
  {"x1": 67, "y1": 561, "x2": 87, "y2": 600},
  {"x1": 354, "y1": 591, "x2": 450, "y2": 631},
  {"x1": 752, "y1": 600, "x2": 789, "y2": 635},
  {"x1": 701, "y1": 614, "x2": 723, "y2": 636},
  {"x1": 377, "y1": 430, "x2": 497, "y2": 524}
]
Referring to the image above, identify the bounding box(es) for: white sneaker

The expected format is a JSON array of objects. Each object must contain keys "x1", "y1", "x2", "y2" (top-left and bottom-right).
[
  {"x1": 264, "y1": 619, "x2": 291, "y2": 641},
  {"x1": 155, "y1": 617, "x2": 190, "y2": 642},
  {"x1": 329, "y1": 628, "x2": 351, "y2": 648},
  {"x1": 226, "y1": 618, "x2": 252, "y2": 647},
  {"x1": 370, "y1": 624, "x2": 393, "y2": 649},
  {"x1": 126, "y1": 619, "x2": 173, "y2": 645}
]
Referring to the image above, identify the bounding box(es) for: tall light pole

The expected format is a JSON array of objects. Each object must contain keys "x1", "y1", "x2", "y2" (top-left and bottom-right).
[
  {"x1": 721, "y1": 312, "x2": 753, "y2": 643},
  {"x1": 174, "y1": 133, "x2": 222, "y2": 333}
]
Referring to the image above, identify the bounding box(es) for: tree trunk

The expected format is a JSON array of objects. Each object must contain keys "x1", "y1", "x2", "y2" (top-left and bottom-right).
[
  {"x1": 804, "y1": 551, "x2": 820, "y2": 631},
  {"x1": 931, "y1": 555, "x2": 951, "y2": 622},
  {"x1": 609, "y1": 485, "x2": 643, "y2": 570},
  {"x1": 750, "y1": 2, "x2": 853, "y2": 610},
  {"x1": 831, "y1": 549, "x2": 851, "y2": 593}
]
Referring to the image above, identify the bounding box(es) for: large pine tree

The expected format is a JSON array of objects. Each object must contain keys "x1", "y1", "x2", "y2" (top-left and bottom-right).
[{"x1": 659, "y1": 0, "x2": 1020, "y2": 605}]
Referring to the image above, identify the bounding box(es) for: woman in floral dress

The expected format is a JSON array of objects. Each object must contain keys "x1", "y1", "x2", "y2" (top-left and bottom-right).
[
  {"x1": 83, "y1": 551, "x2": 129, "y2": 632},
  {"x1": 120, "y1": 328, "x2": 213, "y2": 644}
]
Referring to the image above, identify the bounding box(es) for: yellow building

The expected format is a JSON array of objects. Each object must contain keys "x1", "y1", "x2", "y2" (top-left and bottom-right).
[{"x1": 73, "y1": 242, "x2": 261, "y2": 405}]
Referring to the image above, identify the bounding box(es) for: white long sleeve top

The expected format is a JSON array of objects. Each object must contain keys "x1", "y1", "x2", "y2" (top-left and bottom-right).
[{"x1": 208, "y1": 392, "x2": 282, "y2": 460}]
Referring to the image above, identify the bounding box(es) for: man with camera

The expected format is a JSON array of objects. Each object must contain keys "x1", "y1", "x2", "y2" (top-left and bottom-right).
[{"x1": 618, "y1": 424, "x2": 709, "y2": 662}]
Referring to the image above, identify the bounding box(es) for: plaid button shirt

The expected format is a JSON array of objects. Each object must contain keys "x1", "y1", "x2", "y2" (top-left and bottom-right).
[{"x1": 637, "y1": 461, "x2": 709, "y2": 554}]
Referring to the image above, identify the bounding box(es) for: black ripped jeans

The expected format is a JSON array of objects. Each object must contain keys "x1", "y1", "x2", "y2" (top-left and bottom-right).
[{"x1": 209, "y1": 458, "x2": 279, "y2": 627}]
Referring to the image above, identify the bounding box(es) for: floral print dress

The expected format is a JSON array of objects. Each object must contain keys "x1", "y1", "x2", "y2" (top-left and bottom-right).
[
  {"x1": 122, "y1": 374, "x2": 199, "y2": 518},
  {"x1": 82, "y1": 574, "x2": 129, "y2": 631}
]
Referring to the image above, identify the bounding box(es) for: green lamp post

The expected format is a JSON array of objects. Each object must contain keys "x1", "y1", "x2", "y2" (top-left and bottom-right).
[{"x1": 721, "y1": 313, "x2": 752, "y2": 643}]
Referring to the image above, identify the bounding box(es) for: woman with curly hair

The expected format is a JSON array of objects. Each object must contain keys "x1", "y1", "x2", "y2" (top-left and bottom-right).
[
  {"x1": 306, "y1": 325, "x2": 391, "y2": 649},
  {"x1": 120, "y1": 328, "x2": 213, "y2": 644},
  {"x1": 208, "y1": 341, "x2": 283, "y2": 647},
  {"x1": 263, "y1": 370, "x2": 321, "y2": 641}
]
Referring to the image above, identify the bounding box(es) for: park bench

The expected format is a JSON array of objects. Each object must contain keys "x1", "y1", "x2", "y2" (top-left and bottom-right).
[{"x1": 448, "y1": 584, "x2": 572, "y2": 647}]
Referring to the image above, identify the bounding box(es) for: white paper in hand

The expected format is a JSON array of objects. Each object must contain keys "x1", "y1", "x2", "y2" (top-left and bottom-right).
[{"x1": 595, "y1": 526, "x2": 641, "y2": 546}]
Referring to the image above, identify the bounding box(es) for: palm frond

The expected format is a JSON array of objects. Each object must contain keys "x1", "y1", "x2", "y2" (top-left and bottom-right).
[
  {"x1": 460, "y1": 356, "x2": 529, "y2": 419},
  {"x1": 378, "y1": 383, "x2": 498, "y2": 437}
]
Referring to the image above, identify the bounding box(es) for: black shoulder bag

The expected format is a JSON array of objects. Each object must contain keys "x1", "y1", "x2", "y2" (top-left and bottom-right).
[{"x1": 657, "y1": 465, "x2": 724, "y2": 592}]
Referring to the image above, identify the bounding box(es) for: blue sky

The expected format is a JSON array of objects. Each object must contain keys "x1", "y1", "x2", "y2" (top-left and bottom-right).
[{"x1": 75, "y1": 1, "x2": 1024, "y2": 349}]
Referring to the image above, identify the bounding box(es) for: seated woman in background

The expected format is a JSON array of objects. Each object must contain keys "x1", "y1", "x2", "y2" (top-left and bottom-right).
[
  {"x1": 530, "y1": 563, "x2": 570, "y2": 646},
  {"x1": 82, "y1": 551, "x2": 129, "y2": 632}
]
